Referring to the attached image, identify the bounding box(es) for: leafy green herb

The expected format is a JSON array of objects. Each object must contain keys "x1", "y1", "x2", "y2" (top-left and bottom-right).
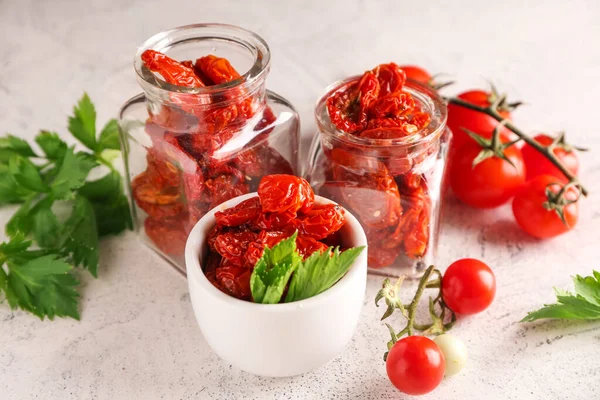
[
  {"x1": 285, "y1": 246, "x2": 365, "y2": 302},
  {"x1": 521, "y1": 270, "x2": 600, "y2": 322},
  {"x1": 249, "y1": 231, "x2": 365, "y2": 304},
  {"x1": 0, "y1": 93, "x2": 132, "y2": 320},
  {"x1": 0, "y1": 236, "x2": 79, "y2": 320},
  {"x1": 250, "y1": 232, "x2": 301, "y2": 304}
]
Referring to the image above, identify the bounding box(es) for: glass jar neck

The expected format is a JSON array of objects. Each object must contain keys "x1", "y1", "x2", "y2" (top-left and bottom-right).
[
  {"x1": 315, "y1": 77, "x2": 447, "y2": 158},
  {"x1": 135, "y1": 23, "x2": 271, "y2": 109}
]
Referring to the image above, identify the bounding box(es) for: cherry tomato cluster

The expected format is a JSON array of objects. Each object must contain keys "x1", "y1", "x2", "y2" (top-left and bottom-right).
[
  {"x1": 384, "y1": 258, "x2": 496, "y2": 395},
  {"x1": 205, "y1": 174, "x2": 345, "y2": 300},
  {"x1": 446, "y1": 87, "x2": 581, "y2": 239},
  {"x1": 321, "y1": 63, "x2": 435, "y2": 269},
  {"x1": 132, "y1": 51, "x2": 293, "y2": 257}
]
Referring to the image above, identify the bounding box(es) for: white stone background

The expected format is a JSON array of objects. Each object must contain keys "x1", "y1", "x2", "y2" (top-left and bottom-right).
[{"x1": 1, "y1": 0, "x2": 600, "y2": 399}]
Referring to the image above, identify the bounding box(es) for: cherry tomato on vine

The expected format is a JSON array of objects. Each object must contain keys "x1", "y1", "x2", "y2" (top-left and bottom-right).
[
  {"x1": 512, "y1": 175, "x2": 578, "y2": 239},
  {"x1": 386, "y1": 336, "x2": 445, "y2": 395},
  {"x1": 521, "y1": 134, "x2": 579, "y2": 181},
  {"x1": 450, "y1": 142, "x2": 526, "y2": 208},
  {"x1": 442, "y1": 258, "x2": 496, "y2": 315},
  {"x1": 447, "y1": 90, "x2": 515, "y2": 151},
  {"x1": 399, "y1": 65, "x2": 432, "y2": 85}
]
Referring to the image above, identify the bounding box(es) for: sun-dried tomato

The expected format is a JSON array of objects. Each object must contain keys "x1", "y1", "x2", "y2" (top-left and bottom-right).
[
  {"x1": 369, "y1": 92, "x2": 415, "y2": 119},
  {"x1": 132, "y1": 172, "x2": 184, "y2": 219},
  {"x1": 215, "y1": 265, "x2": 252, "y2": 300},
  {"x1": 141, "y1": 50, "x2": 205, "y2": 88},
  {"x1": 213, "y1": 230, "x2": 258, "y2": 267},
  {"x1": 397, "y1": 174, "x2": 431, "y2": 259},
  {"x1": 195, "y1": 55, "x2": 242, "y2": 85},
  {"x1": 146, "y1": 149, "x2": 180, "y2": 187},
  {"x1": 258, "y1": 175, "x2": 314, "y2": 214},
  {"x1": 296, "y1": 236, "x2": 329, "y2": 260},
  {"x1": 367, "y1": 245, "x2": 401, "y2": 268},
  {"x1": 295, "y1": 204, "x2": 345, "y2": 240},
  {"x1": 205, "y1": 174, "x2": 249, "y2": 209},
  {"x1": 372, "y1": 63, "x2": 406, "y2": 97},
  {"x1": 243, "y1": 230, "x2": 294, "y2": 266},
  {"x1": 326, "y1": 71, "x2": 380, "y2": 134},
  {"x1": 215, "y1": 197, "x2": 262, "y2": 227},
  {"x1": 144, "y1": 215, "x2": 188, "y2": 255},
  {"x1": 330, "y1": 149, "x2": 402, "y2": 229},
  {"x1": 251, "y1": 210, "x2": 297, "y2": 231}
]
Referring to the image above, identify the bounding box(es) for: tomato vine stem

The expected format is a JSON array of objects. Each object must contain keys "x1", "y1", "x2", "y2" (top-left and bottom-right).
[{"x1": 446, "y1": 96, "x2": 588, "y2": 197}]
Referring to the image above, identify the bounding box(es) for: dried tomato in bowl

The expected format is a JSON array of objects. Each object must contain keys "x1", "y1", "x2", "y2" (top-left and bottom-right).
[
  {"x1": 206, "y1": 174, "x2": 346, "y2": 301},
  {"x1": 119, "y1": 25, "x2": 300, "y2": 272},
  {"x1": 307, "y1": 63, "x2": 451, "y2": 278}
]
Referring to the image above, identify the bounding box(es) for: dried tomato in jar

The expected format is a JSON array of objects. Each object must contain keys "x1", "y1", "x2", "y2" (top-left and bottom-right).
[
  {"x1": 307, "y1": 63, "x2": 451, "y2": 277},
  {"x1": 120, "y1": 25, "x2": 300, "y2": 272}
]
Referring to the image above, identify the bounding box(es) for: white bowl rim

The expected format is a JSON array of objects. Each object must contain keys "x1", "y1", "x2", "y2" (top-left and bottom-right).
[{"x1": 185, "y1": 192, "x2": 368, "y2": 313}]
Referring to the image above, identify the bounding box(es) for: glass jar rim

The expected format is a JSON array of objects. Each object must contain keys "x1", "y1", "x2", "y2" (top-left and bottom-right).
[
  {"x1": 134, "y1": 23, "x2": 271, "y2": 96},
  {"x1": 314, "y1": 75, "x2": 448, "y2": 150}
]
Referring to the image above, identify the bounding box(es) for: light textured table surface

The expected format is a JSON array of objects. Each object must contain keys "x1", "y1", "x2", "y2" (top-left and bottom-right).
[{"x1": 1, "y1": 1, "x2": 600, "y2": 399}]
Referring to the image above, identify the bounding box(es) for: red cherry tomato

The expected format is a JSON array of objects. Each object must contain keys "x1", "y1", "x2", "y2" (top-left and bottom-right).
[
  {"x1": 442, "y1": 258, "x2": 496, "y2": 315},
  {"x1": 512, "y1": 175, "x2": 578, "y2": 239},
  {"x1": 386, "y1": 336, "x2": 445, "y2": 395},
  {"x1": 521, "y1": 134, "x2": 579, "y2": 181},
  {"x1": 450, "y1": 142, "x2": 526, "y2": 208},
  {"x1": 398, "y1": 65, "x2": 432, "y2": 84},
  {"x1": 447, "y1": 90, "x2": 515, "y2": 151}
]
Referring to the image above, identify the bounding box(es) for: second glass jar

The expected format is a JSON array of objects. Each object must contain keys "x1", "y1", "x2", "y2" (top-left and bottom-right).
[{"x1": 306, "y1": 77, "x2": 450, "y2": 278}]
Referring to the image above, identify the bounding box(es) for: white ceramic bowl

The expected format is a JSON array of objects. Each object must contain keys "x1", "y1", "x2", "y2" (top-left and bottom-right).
[{"x1": 185, "y1": 193, "x2": 368, "y2": 377}]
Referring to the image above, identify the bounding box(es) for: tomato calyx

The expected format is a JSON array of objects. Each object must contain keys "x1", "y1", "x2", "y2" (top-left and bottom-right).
[
  {"x1": 542, "y1": 180, "x2": 583, "y2": 227},
  {"x1": 543, "y1": 131, "x2": 588, "y2": 154},
  {"x1": 376, "y1": 265, "x2": 456, "y2": 361},
  {"x1": 462, "y1": 121, "x2": 521, "y2": 168},
  {"x1": 487, "y1": 83, "x2": 523, "y2": 113},
  {"x1": 427, "y1": 73, "x2": 454, "y2": 91}
]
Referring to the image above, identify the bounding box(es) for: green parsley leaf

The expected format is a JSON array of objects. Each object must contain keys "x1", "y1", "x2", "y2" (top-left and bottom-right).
[
  {"x1": 78, "y1": 171, "x2": 132, "y2": 236},
  {"x1": 0, "y1": 134, "x2": 37, "y2": 158},
  {"x1": 33, "y1": 204, "x2": 60, "y2": 248},
  {"x1": 60, "y1": 195, "x2": 99, "y2": 277},
  {"x1": 35, "y1": 131, "x2": 68, "y2": 160},
  {"x1": 6, "y1": 199, "x2": 34, "y2": 237},
  {"x1": 250, "y1": 232, "x2": 301, "y2": 304},
  {"x1": 0, "y1": 234, "x2": 32, "y2": 256},
  {"x1": 285, "y1": 246, "x2": 365, "y2": 303},
  {"x1": 68, "y1": 93, "x2": 97, "y2": 151},
  {"x1": 97, "y1": 119, "x2": 121, "y2": 151},
  {"x1": 521, "y1": 270, "x2": 600, "y2": 322},
  {"x1": 0, "y1": 164, "x2": 34, "y2": 204},
  {"x1": 51, "y1": 147, "x2": 97, "y2": 200},
  {"x1": 8, "y1": 154, "x2": 48, "y2": 193},
  {"x1": 5, "y1": 253, "x2": 79, "y2": 320}
]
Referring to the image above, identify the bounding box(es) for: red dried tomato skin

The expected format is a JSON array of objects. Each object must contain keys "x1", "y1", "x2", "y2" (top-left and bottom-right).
[
  {"x1": 296, "y1": 236, "x2": 329, "y2": 260},
  {"x1": 326, "y1": 72, "x2": 380, "y2": 134},
  {"x1": 215, "y1": 197, "x2": 262, "y2": 227},
  {"x1": 213, "y1": 231, "x2": 258, "y2": 267},
  {"x1": 144, "y1": 215, "x2": 188, "y2": 255},
  {"x1": 296, "y1": 204, "x2": 345, "y2": 240},
  {"x1": 372, "y1": 63, "x2": 406, "y2": 97},
  {"x1": 195, "y1": 55, "x2": 242, "y2": 85},
  {"x1": 215, "y1": 265, "x2": 252, "y2": 300},
  {"x1": 369, "y1": 92, "x2": 415, "y2": 119},
  {"x1": 257, "y1": 175, "x2": 314, "y2": 214},
  {"x1": 141, "y1": 50, "x2": 205, "y2": 88}
]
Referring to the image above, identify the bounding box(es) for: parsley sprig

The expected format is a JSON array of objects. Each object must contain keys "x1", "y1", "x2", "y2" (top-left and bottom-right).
[
  {"x1": 249, "y1": 231, "x2": 365, "y2": 304},
  {"x1": 0, "y1": 93, "x2": 132, "y2": 320},
  {"x1": 521, "y1": 270, "x2": 600, "y2": 322}
]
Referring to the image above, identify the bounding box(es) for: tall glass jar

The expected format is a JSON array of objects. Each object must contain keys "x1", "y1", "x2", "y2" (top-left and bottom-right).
[
  {"x1": 307, "y1": 77, "x2": 450, "y2": 278},
  {"x1": 118, "y1": 24, "x2": 300, "y2": 274}
]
